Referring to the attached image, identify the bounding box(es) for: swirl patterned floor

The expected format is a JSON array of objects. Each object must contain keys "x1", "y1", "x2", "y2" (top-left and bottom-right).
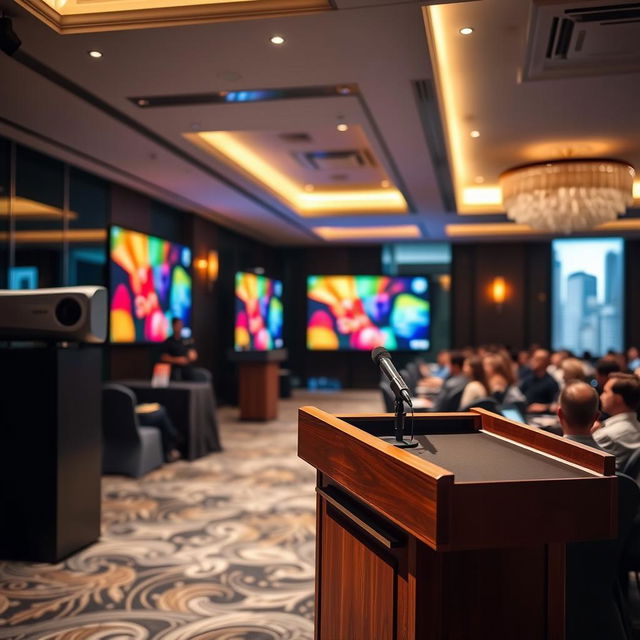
[{"x1": 0, "y1": 390, "x2": 380, "y2": 640}]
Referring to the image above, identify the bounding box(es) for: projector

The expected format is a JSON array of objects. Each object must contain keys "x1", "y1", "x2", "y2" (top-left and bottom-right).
[{"x1": 0, "y1": 286, "x2": 107, "y2": 343}]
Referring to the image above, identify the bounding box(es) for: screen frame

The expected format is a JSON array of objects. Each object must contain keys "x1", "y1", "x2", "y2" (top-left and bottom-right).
[
  {"x1": 108, "y1": 224, "x2": 193, "y2": 345},
  {"x1": 306, "y1": 273, "x2": 431, "y2": 352}
]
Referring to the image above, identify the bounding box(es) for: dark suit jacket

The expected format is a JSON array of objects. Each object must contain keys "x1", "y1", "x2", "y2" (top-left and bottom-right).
[{"x1": 433, "y1": 374, "x2": 469, "y2": 412}]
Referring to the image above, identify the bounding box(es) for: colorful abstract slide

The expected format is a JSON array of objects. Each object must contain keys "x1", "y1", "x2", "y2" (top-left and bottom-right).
[
  {"x1": 307, "y1": 275, "x2": 429, "y2": 351},
  {"x1": 235, "y1": 272, "x2": 284, "y2": 351},
  {"x1": 110, "y1": 226, "x2": 192, "y2": 343}
]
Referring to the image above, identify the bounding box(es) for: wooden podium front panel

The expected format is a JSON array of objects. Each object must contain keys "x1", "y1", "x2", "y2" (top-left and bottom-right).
[
  {"x1": 318, "y1": 500, "x2": 397, "y2": 640},
  {"x1": 238, "y1": 361, "x2": 279, "y2": 420}
]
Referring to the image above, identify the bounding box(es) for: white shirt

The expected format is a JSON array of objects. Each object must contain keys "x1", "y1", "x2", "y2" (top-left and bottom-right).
[{"x1": 592, "y1": 411, "x2": 640, "y2": 470}]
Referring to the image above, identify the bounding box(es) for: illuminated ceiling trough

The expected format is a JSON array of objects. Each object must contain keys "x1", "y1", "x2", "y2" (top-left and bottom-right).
[
  {"x1": 14, "y1": 0, "x2": 331, "y2": 33},
  {"x1": 185, "y1": 125, "x2": 409, "y2": 218}
]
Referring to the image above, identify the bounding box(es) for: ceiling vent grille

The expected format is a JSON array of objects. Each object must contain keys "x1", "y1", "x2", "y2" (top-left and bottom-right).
[
  {"x1": 523, "y1": 0, "x2": 640, "y2": 80},
  {"x1": 293, "y1": 150, "x2": 376, "y2": 171}
]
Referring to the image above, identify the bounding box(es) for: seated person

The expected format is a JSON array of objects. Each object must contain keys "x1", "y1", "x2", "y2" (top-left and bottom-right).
[
  {"x1": 593, "y1": 357, "x2": 622, "y2": 394},
  {"x1": 483, "y1": 353, "x2": 526, "y2": 406},
  {"x1": 160, "y1": 318, "x2": 198, "y2": 381},
  {"x1": 135, "y1": 402, "x2": 182, "y2": 462},
  {"x1": 458, "y1": 356, "x2": 490, "y2": 410},
  {"x1": 592, "y1": 373, "x2": 640, "y2": 470},
  {"x1": 519, "y1": 348, "x2": 559, "y2": 413},
  {"x1": 431, "y1": 351, "x2": 469, "y2": 412},
  {"x1": 557, "y1": 381, "x2": 602, "y2": 450}
]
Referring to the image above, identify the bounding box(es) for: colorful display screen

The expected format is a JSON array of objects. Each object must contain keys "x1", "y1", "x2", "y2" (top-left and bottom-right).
[
  {"x1": 109, "y1": 226, "x2": 192, "y2": 343},
  {"x1": 307, "y1": 275, "x2": 429, "y2": 351},
  {"x1": 235, "y1": 272, "x2": 284, "y2": 351}
]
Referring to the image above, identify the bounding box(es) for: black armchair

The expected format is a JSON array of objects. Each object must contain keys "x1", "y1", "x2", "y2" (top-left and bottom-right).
[{"x1": 102, "y1": 383, "x2": 164, "y2": 477}]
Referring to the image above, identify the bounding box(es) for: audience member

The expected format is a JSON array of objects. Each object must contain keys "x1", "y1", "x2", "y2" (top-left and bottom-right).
[
  {"x1": 557, "y1": 381, "x2": 602, "y2": 450},
  {"x1": 627, "y1": 346, "x2": 640, "y2": 372},
  {"x1": 560, "y1": 358, "x2": 587, "y2": 385},
  {"x1": 519, "y1": 349, "x2": 560, "y2": 413},
  {"x1": 483, "y1": 353, "x2": 525, "y2": 406},
  {"x1": 161, "y1": 318, "x2": 198, "y2": 381},
  {"x1": 432, "y1": 351, "x2": 469, "y2": 412},
  {"x1": 594, "y1": 357, "x2": 622, "y2": 393},
  {"x1": 516, "y1": 349, "x2": 531, "y2": 381},
  {"x1": 458, "y1": 356, "x2": 490, "y2": 410},
  {"x1": 592, "y1": 373, "x2": 640, "y2": 470}
]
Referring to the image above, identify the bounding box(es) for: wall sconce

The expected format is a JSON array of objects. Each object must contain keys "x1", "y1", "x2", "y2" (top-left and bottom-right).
[
  {"x1": 490, "y1": 276, "x2": 507, "y2": 312},
  {"x1": 196, "y1": 250, "x2": 219, "y2": 289}
]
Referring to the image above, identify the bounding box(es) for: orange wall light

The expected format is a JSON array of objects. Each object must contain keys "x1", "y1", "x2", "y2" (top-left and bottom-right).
[{"x1": 490, "y1": 276, "x2": 507, "y2": 309}]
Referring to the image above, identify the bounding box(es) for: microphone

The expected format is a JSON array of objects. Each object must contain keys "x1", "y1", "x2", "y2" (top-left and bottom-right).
[{"x1": 371, "y1": 346, "x2": 412, "y2": 407}]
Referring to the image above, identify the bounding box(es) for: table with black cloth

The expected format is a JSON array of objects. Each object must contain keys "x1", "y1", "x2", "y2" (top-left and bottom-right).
[{"x1": 117, "y1": 380, "x2": 222, "y2": 459}]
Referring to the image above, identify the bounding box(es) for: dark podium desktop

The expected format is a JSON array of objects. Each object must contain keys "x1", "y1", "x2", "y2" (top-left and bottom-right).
[{"x1": 298, "y1": 406, "x2": 617, "y2": 640}]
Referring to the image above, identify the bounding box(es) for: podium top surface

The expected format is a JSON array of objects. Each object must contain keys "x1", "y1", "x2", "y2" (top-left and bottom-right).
[
  {"x1": 407, "y1": 432, "x2": 593, "y2": 482},
  {"x1": 298, "y1": 406, "x2": 617, "y2": 551}
]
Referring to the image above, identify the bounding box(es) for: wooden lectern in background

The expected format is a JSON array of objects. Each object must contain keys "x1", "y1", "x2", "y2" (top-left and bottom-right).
[{"x1": 298, "y1": 407, "x2": 617, "y2": 640}]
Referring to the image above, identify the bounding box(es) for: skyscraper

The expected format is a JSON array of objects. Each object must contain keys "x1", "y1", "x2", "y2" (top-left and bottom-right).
[{"x1": 565, "y1": 272, "x2": 597, "y2": 354}]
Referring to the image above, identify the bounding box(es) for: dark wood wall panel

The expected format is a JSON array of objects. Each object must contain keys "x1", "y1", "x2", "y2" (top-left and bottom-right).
[
  {"x1": 625, "y1": 240, "x2": 640, "y2": 349},
  {"x1": 451, "y1": 245, "x2": 475, "y2": 348},
  {"x1": 474, "y1": 243, "x2": 526, "y2": 348},
  {"x1": 525, "y1": 243, "x2": 551, "y2": 348},
  {"x1": 452, "y1": 243, "x2": 551, "y2": 350}
]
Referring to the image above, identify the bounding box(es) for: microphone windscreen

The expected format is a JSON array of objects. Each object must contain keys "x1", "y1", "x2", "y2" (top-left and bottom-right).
[{"x1": 371, "y1": 346, "x2": 389, "y2": 364}]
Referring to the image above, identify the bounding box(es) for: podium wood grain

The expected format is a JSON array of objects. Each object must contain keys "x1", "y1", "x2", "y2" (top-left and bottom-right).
[
  {"x1": 299, "y1": 406, "x2": 617, "y2": 640},
  {"x1": 238, "y1": 361, "x2": 279, "y2": 420}
]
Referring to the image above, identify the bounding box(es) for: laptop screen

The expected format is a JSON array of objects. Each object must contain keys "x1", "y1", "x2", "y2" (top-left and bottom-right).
[{"x1": 501, "y1": 406, "x2": 526, "y2": 424}]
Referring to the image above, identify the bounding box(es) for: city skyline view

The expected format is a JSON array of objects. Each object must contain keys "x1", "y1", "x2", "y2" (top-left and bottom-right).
[{"x1": 552, "y1": 238, "x2": 624, "y2": 356}]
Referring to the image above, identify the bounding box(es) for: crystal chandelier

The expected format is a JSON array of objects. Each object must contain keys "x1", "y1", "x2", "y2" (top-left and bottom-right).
[{"x1": 499, "y1": 159, "x2": 635, "y2": 233}]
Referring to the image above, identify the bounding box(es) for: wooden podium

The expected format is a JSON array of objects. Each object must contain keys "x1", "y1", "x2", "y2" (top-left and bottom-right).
[
  {"x1": 298, "y1": 407, "x2": 617, "y2": 640},
  {"x1": 230, "y1": 349, "x2": 287, "y2": 421}
]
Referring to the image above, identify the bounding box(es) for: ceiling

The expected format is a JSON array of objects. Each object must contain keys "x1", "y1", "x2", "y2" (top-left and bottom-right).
[{"x1": 0, "y1": 0, "x2": 639, "y2": 245}]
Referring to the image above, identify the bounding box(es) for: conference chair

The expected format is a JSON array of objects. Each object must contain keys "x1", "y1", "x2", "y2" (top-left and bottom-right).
[
  {"x1": 622, "y1": 448, "x2": 640, "y2": 484},
  {"x1": 566, "y1": 473, "x2": 640, "y2": 640},
  {"x1": 102, "y1": 383, "x2": 164, "y2": 478}
]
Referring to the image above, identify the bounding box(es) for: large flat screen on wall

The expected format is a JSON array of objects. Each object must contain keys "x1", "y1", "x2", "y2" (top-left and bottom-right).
[
  {"x1": 109, "y1": 226, "x2": 192, "y2": 343},
  {"x1": 307, "y1": 275, "x2": 430, "y2": 351},
  {"x1": 551, "y1": 238, "x2": 624, "y2": 356},
  {"x1": 234, "y1": 271, "x2": 284, "y2": 351}
]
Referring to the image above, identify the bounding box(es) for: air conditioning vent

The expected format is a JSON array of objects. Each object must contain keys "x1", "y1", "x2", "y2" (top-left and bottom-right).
[
  {"x1": 523, "y1": 0, "x2": 640, "y2": 80},
  {"x1": 293, "y1": 150, "x2": 375, "y2": 171},
  {"x1": 279, "y1": 132, "x2": 313, "y2": 143}
]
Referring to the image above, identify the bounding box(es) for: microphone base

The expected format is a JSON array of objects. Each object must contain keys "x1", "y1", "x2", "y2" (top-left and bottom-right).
[{"x1": 380, "y1": 436, "x2": 419, "y2": 449}]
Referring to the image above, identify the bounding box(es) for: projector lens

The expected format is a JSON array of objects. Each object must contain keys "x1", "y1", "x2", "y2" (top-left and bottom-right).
[{"x1": 55, "y1": 298, "x2": 82, "y2": 326}]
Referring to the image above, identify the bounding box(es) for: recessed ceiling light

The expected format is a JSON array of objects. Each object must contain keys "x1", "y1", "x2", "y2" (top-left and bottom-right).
[
  {"x1": 88, "y1": 50, "x2": 103, "y2": 58},
  {"x1": 137, "y1": 99, "x2": 149, "y2": 107},
  {"x1": 459, "y1": 27, "x2": 474, "y2": 35},
  {"x1": 337, "y1": 123, "x2": 348, "y2": 132},
  {"x1": 381, "y1": 180, "x2": 390, "y2": 188},
  {"x1": 270, "y1": 35, "x2": 285, "y2": 45},
  {"x1": 475, "y1": 176, "x2": 485, "y2": 184},
  {"x1": 304, "y1": 184, "x2": 314, "y2": 192},
  {"x1": 470, "y1": 130, "x2": 480, "y2": 138}
]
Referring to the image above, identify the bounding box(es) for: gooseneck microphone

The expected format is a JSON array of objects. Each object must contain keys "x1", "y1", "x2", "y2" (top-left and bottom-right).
[{"x1": 371, "y1": 346, "x2": 412, "y2": 407}]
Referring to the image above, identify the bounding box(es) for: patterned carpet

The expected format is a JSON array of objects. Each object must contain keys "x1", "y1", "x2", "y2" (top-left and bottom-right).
[{"x1": 0, "y1": 390, "x2": 381, "y2": 640}]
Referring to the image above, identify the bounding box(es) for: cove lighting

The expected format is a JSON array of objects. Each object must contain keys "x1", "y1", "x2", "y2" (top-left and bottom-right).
[
  {"x1": 185, "y1": 129, "x2": 408, "y2": 216},
  {"x1": 313, "y1": 225, "x2": 422, "y2": 240}
]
